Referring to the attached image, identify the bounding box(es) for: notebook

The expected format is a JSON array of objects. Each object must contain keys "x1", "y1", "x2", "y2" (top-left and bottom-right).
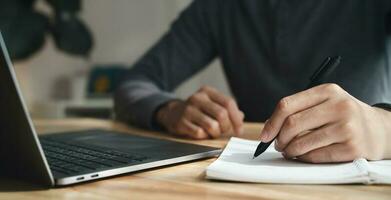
[{"x1": 206, "y1": 137, "x2": 391, "y2": 184}]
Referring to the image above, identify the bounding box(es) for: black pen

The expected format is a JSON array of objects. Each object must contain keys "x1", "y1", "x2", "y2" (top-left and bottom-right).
[{"x1": 252, "y1": 56, "x2": 342, "y2": 159}]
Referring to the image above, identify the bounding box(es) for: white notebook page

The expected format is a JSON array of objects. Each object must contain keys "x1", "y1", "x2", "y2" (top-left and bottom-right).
[
  {"x1": 367, "y1": 160, "x2": 391, "y2": 184},
  {"x1": 206, "y1": 137, "x2": 369, "y2": 184}
]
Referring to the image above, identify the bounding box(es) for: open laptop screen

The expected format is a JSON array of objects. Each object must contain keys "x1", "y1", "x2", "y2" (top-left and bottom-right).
[{"x1": 0, "y1": 32, "x2": 53, "y2": 186}]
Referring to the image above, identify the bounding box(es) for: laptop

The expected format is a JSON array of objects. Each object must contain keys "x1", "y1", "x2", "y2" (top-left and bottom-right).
[{"x1": 0, "y1": 32, "x2": 221, "y2": 187}]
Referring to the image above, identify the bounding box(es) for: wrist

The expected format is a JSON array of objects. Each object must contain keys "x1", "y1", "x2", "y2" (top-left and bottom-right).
[{"x1": 372, "y1": 107, "x2": 391, "y2": 159}]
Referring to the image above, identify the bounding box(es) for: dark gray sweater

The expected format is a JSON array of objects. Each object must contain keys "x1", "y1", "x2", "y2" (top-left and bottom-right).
[{"x1": 115, "y1": 0, "x2": 391, "y2": 129}]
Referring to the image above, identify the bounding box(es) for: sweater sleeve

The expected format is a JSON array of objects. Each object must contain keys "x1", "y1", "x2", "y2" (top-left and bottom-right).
[{"x1": 114, "y1": 0, "x2": 218, "y2": 129}]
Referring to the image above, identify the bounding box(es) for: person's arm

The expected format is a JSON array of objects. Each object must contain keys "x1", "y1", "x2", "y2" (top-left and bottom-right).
[
  {"x1": 114, "y1": 1, "x2": 217, "y2": 130},
  {"x1": 259, "y1": 83, "x2": 391, "y2": 163}
]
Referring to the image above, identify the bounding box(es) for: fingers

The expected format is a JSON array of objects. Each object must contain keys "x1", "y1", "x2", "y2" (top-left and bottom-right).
[
  {"x1": 175, "y1": 118, "x2": 209, "y2": 140},
  {"x1": 202, "y1": 102, "x2": 232, "y2": 133},
  {"x1": 186, "y1": 106, "x2": 221, "y2": 138},
  {"x1": 275, "y1": 100, "x2": 338, "y2": 151},
  {"x1": 257, "y1": 83, "x2": 377, "y2": 163},
  {"x1": 231, "y1": 111, "x2": 245, "y2": 136},
  {"x1": 296, "y1": 143, "x2": 360, "y2": 163},
  {"x1": 200, "y1": 86, "x2": 244, "y2": 135},
  {"x1": 282, "y1": 124, "x2": 347, "y2": 158},
  {"x1": 163, "y1": 86, "x2": 244, "y2": 139},
  {"x1": 188, "y1": 92, "x2": 232, "y2": 133},
  {"x1": 166, "y1": 101, "x2": 221, "y2": 139},
  {"x1": 260, "y1": 84, "x2": 342, "y2": 142}
]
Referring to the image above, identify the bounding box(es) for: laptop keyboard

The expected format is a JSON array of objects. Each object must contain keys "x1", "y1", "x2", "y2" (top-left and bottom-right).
[{"x1": 40, "y1": 139, "x2": 149, "y2": 175}]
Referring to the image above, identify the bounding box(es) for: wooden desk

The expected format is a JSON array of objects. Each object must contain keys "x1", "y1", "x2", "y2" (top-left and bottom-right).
[{"x1": 1, "y1": 118, "x2": 391, "y2": 200}]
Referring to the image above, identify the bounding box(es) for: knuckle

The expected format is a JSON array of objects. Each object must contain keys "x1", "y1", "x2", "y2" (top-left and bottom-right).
[
  {"x1": 338, "y1": 99, "x2": 356, "y2": 112},
  {"x1": 277, "y1": 97, "x2": 290, "y2": 113},
  {"x1": 215, "y1": 109, "x2": 228, "y2": 121},
  {"x1": 187, "y1": 95, "x2": 198, "y2": 104},
  {"x1": 222, "y1": 98, "x2": 235, "y2": 108},
  {"x1": 324, "y1": 83, "x2": 342, "y2": 93},
  {"x1": 285, "y1": 115, "x2": 297, "y2": 130},
  {"x1": 341, "y1": 122, "x2": 355, "y2": 137},
  {"x1": 188, "y1": 93, "x2": 203, "y2": 104}
]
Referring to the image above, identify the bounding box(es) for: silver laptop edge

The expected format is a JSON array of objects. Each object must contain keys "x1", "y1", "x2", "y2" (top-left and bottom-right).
[
  {"x1": 0, "y1": 32, "x2": 55, "y2": 186},
  {"x1": 57, "y1": 150, "x2": 220, "y2": 185},
  {"x1": 0, "y1": 31, "x2": 221, "y2": 186}
]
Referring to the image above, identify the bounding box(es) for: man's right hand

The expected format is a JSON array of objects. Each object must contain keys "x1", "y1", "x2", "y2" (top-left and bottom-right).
[{"x1": 156, "y1": 86, "x2": 244, "y2": 139}]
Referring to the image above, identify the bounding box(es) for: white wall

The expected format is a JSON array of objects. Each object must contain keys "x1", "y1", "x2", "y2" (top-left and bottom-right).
[{"x1": 13, "y1": 0, "x2": 230, "y2": 118}]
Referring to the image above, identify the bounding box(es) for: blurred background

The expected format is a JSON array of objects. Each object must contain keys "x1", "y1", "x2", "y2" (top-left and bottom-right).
[{"x1": 2, "y1": 0, "x2": 230, "y2": 119}]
